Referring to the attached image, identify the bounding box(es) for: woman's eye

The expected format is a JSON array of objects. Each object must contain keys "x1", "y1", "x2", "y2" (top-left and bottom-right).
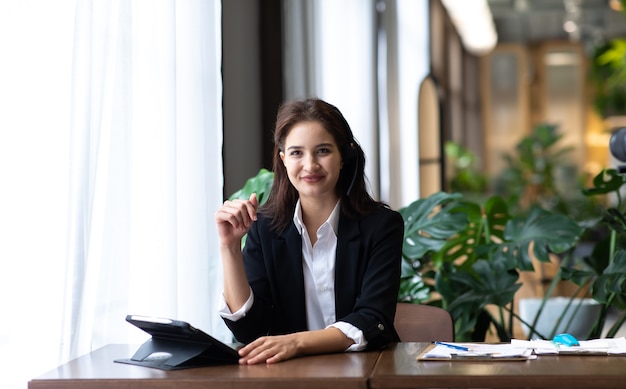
[
  {"x1": 318, "y1": 148, "x2": 331, "y2": 154},
  {"x1": 289, "y1": 150, "x2": 302, "y2": 156}
]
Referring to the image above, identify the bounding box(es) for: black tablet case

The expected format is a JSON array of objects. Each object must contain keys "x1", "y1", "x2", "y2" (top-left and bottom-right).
[{"x1": 114, "y1": 315, "x2": 240, "y2": 370}]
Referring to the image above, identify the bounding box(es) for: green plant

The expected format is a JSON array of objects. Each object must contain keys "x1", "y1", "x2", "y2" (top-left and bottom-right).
[
  {"x1": 444, "y1": 141, "x2": 488, "y2": 195},
  {"x1": 590, "y1": 38, "x2": 626, "y2": 118},
  {"x1": 589, "y1": 1, "x2": 626, "y2": 117},
  {"x1": 399, "y1": 166, "x2": 626, "y2": 342},
  {"x1": 398, "y1": 192, "x2": 584, "y2": 342},
  {"x1": 557, "y1": 168, "x2": 626, "y2": 338},
  {"x1": 228, "y1": 168, "x2": 274, "y2": 246},
  {"x1": 521, "y1": 168, "x2": 626, "y2": 340},
  {"x1": 228, "y1": 168, "x2": 274, "y2": 205},
  {"x1": 493, "y1": 123, "x2": 593, "y2": 217}
]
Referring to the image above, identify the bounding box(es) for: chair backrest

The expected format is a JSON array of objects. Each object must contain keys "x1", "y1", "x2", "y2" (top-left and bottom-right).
[{"x1": 394, "y1": 302, "x2": 454, "y2": 342}]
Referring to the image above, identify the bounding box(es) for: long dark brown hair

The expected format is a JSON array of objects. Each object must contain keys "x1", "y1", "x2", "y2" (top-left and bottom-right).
[{"x1": 260, "y1": 98, "x2": 385, "y2": 232}]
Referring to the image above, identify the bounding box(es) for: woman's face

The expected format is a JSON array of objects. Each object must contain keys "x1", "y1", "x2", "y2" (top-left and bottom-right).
[{"x1": 280, "y1": 120, "x2": 342, "y2": 203}]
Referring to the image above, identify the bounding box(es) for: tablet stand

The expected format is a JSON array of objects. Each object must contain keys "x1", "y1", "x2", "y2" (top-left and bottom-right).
[{"x1": 116, "y1": 338, "x2": 215, "y2": 370}]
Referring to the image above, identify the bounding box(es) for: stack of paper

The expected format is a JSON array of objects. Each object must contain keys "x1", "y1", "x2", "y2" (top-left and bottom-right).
[
  {"x1": 511, "y1": 337, "x2": 626, "y2": 355},
  {"x1": 418, "y1": 337, "x2": 626, "y2": 361},
  {"x1": 419, "y1": 342, "x2": 535, "y2": 361}
]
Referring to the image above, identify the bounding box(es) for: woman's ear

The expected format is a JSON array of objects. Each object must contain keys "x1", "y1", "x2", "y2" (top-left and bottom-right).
[{"x1": 279, "y1": 151, "x2": 286, "y2": 165}]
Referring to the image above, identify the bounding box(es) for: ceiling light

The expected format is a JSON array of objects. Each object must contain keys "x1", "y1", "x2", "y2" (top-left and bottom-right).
[{"x1": 441, "y1": 0, "x2": 498, "y2": 56}]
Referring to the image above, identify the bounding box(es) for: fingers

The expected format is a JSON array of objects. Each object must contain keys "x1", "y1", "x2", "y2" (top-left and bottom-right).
[
  {"x1": 238, "y1": 336, "x2": 297, "y2": 365},
  {"x1": 249, "y1": 192, "x2": 259, "y2": 207},
  {"x1": 216, "y1": 194, "x2": 258, "y2": 231}
]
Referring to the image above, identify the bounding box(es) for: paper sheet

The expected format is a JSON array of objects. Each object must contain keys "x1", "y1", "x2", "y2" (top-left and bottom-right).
[
  {"x1": 419, "y1": 343, "x2": 535, "y2": 361},
  {"x1": 510, "y1": 337, "x2": 626, "y2": 355}
]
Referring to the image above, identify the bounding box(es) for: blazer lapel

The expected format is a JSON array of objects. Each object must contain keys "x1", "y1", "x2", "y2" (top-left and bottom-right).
[
  {"x1": 335, "y1": 213, "x2": 361, "y2": 318},
  {"x1": 273, "y1": 224, "x2": 307, "y2": 328}
]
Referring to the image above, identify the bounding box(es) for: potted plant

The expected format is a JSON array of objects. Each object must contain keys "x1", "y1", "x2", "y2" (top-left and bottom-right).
[
  {"x1": 487, "y1": 123, "x2": 606, "y2": 339},
  {"x1": 398, "y1": 192, "x2": 583, "y2": 342},
  {"x1": 560, "y1": 168, "x2": 626, "y2": 338},
  {"x1": 519, "y1": 167, "x2": 626, "y2": 340},
  {"x1": 492, "y1": 123, "x2": 597, "y2": 220},
  {"x1": 399, "y1": 164, "x2": 626, "y2": 342},
  {"x1": 399, "y1": 123, "x2": 599, "y2": 342}
]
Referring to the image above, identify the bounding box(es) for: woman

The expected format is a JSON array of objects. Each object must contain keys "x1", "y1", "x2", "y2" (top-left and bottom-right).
[{"x1": 215, "y1": 98, "x2": 403, "y2": 364}]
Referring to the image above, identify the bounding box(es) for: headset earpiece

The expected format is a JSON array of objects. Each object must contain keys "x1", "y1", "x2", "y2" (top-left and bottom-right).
[
  {"x1": 331, "y1": 104, "x2": 359, "y2": 195},
  {"x1": 344, "y1": 142, "x2": 359, "y2": 196}
]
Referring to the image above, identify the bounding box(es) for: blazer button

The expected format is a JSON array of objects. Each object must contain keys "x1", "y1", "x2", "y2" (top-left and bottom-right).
[{"x1": 377, "y1": 323, "x2": 385, "y2": 331}]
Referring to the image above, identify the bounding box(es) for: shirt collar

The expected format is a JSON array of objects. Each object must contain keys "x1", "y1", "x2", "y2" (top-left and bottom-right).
[{"x1": 293, "y1": 199, "x2": 341, "y2": 236}]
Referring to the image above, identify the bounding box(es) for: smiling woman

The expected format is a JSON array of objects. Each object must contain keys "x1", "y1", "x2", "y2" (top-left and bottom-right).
[{"x1": 215, "y1": 98, "x2": 404, "y2": 364}]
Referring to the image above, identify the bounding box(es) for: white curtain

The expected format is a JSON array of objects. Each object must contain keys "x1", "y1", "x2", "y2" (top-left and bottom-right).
[{"x1": 0, "y1": 1, "x2": 225, "y2": 388}]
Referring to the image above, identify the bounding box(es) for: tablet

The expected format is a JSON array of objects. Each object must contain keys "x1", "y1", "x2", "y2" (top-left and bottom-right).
[{"x1": 115, "y1": 314, "x2": 240, "y2": 369}]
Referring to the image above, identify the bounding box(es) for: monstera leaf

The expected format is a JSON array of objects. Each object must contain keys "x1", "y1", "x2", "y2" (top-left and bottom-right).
[
  {"x1": 437, "y1": 259, "x2": 522, "y2": 341},
  {"x1": 582, "y1": 169, "x2": 625, "y2": 197},
  {"x1": 432, "y1": 196, "x2": 510, "y2": 270},
  {"x1": 399, "y1": 192, "x2": 467, "y2": 261},
  {"x1": 495, "y1": 208, "x2": 583, "y2": 271}
]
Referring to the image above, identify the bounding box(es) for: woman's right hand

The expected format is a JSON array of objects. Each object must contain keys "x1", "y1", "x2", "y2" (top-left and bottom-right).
[{"x1": 215, "y1": 193, "x2": 259, "y2": 246}]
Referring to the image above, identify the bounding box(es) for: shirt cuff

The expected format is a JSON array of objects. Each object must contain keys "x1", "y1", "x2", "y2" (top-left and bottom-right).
[
  {"x1": 328, "y1": 321, "x2": 368, "y2": 351},
  {"x1": 218, "y1": 287, "x2": 254, "y2": 321}
]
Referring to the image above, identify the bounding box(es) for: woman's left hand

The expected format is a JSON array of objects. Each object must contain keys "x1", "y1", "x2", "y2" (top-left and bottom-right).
[
  {"x1": 237, "y1": 333, "x2": 301, "y2": 364},
  {"x1": 236, "y1": 327, "x2": 353, "y2": 364}
]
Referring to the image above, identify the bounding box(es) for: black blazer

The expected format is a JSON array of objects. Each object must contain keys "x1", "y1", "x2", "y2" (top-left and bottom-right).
[{"x1": 223, "y1": 205, "x2": 404, "y2": 350}]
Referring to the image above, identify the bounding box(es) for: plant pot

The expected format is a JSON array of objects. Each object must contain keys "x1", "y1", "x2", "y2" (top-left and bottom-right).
[{"x1": 518, "y1": 297, "x2": 601, "y2": 340}]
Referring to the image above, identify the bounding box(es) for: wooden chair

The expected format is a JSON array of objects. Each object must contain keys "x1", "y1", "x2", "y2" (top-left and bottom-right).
[{"x1": 394, "y1": 302, "x2": 454, "y2": 342}]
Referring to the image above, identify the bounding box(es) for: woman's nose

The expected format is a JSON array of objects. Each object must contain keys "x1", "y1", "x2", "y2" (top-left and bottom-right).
[{"x1": 304, "y1": 154, "x2": 319, "y2": 170}]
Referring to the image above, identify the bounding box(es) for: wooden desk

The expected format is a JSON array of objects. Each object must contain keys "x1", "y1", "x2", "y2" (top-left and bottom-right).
[
  {"x1": 28, "y1": 344, "x2": 380, "y2": 389},
  {"x1": 369, "y1": 342, "x2": 626, "y2": 389}
]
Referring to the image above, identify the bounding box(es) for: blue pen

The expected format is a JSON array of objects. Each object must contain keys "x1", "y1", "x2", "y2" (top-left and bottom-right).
[{"x1": 434, "y1": 341, "x2": 469, "y2": 351}]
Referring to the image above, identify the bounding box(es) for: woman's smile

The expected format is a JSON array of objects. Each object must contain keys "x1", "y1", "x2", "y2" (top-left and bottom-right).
[
  {"x1": 280, "y1": 120, "x2": 342, "y2": 203},
  {"x1": 301, "y1": 173, "x2": 324, "y2": 183}
]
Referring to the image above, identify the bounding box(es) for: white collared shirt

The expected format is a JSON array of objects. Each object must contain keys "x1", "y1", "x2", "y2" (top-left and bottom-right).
[
  {"x1": 218, "y1": 199, "x2": 366, "y2": 351},
  {"x1": 293, "y1": 199, "x2": 366, "y2": 351},
  {"x1": 293, "y1": 199, "x2": 340, "y2": 331}
]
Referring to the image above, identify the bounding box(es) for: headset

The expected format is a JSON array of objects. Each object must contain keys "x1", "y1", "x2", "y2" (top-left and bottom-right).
[{"x1": 333, "y1": 106, "x2": 359, "y2": 196}]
